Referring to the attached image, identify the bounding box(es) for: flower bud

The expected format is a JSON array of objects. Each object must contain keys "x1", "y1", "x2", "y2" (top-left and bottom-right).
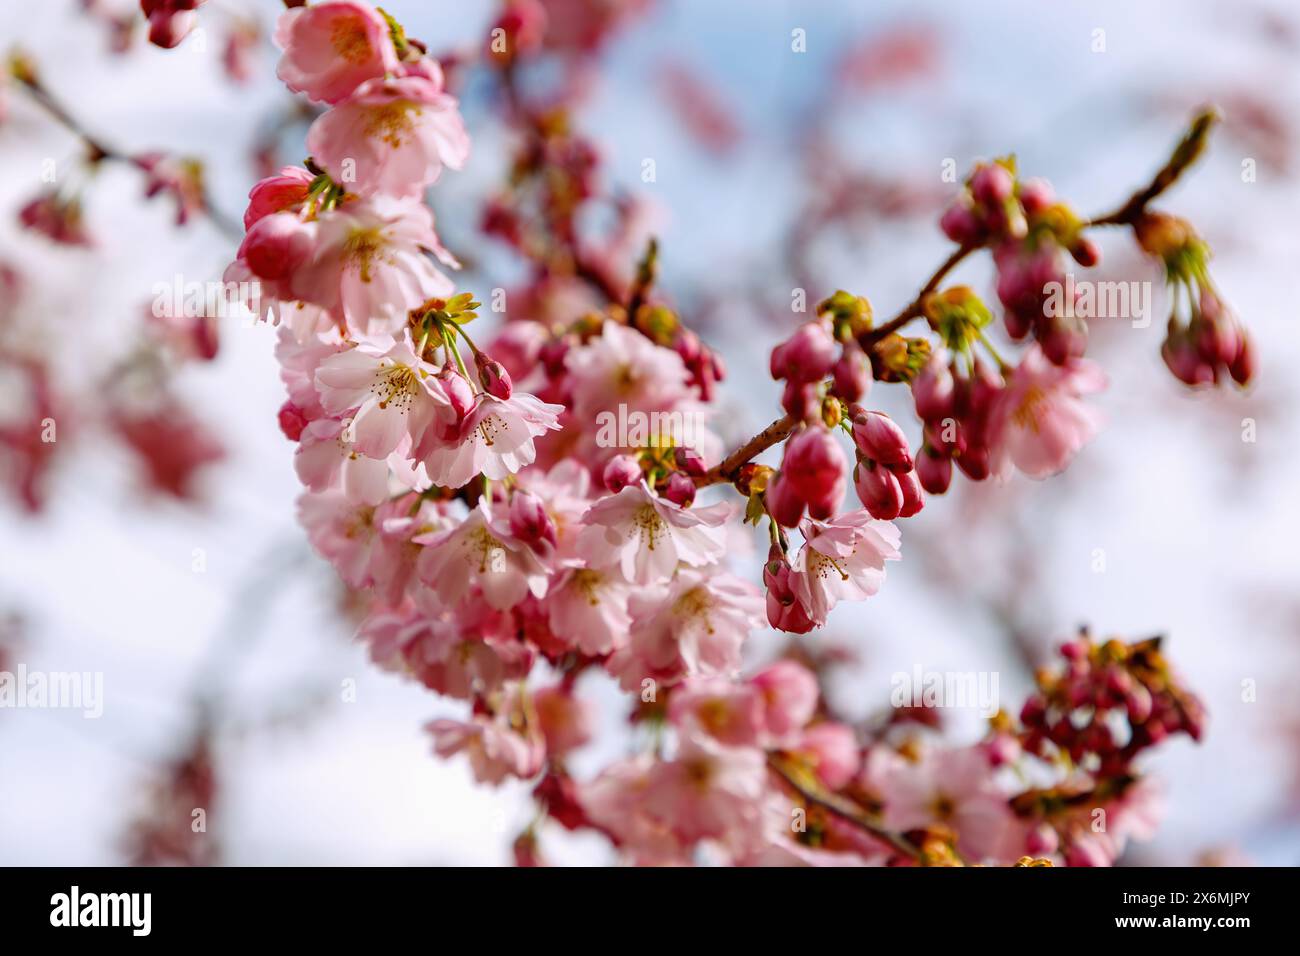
[
  {"x1": 1038, "y1": 312, "x2": 1089, "y2": 366},
  {"x1": 896, "y1": 469, "x2": 925, "y2": 517},
  {"x1": 916, "y1": 447, "x2": 952, "y2": 494},
  {"x1": 277, "y1": 400, "x2": 309, "y2": 441},
  {"x1": 971, "y1": 163, "x2": 1014, "y2": 207},
  {"x1": 765, "y1": 472, "x2": 805, "y2": 528},
  {"x1": 509, "y1": 489, "x2": 557, "y2": 555},
  {"x1": 854, "y1": 460, "x2": 902, "y2": 520},
  {"x1": 475, "y1": 351, "x2": 513, "y2": 400},
  {"x1": 663, "y1": 471, "x2": 696, "y2": 508},
  {"x1": 781, "y1": 379, "x2": 819, "y2": 422},
  {"x1": 602, "y1": 454, "x2": 643, "y2": 493},
  {"x1": 1228, "y1": 332, "x2": 1254, "y2": 386},
  {"x1": 1016, "y1": 177, "x2": 1055, "y2": 216},
  {"x1": 763, "y1": 547, "x2": 816, "y2": 633},
  {"x1": 430, "y1": 365, "x2": 476, "y2": 441},
  {"x1": 673, "y1": 446, "x2": 706, "y2": 477},
  {"x1": 238, "y1": 211, "x2": 314, "y2": 280},
  {"x1": 783, "y1": 426, "x2": 847, "y2": 520},
  {"x1": 771, "y1": 320, "x2": 836, "y2": 383},
  {"x1": 912, "y1": 353, "x2": 956, "y2": 422},
  {"x1": 939, "y1": 200, "x2": 984, "y2": 246},
  {"x1": 1069, "y1": 236, "x2": 1101, "y2": 268},
  {"x1": 849, "y1": 409, "x2": 913, "y2": 473},
  {"x1": 830, "y1": 347, "x2": 870, "y2": 403}
]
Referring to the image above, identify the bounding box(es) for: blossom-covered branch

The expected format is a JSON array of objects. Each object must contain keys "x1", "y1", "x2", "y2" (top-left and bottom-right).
[{"x1": 208, "y1": 0, "x2": 1241, "y2": 866}]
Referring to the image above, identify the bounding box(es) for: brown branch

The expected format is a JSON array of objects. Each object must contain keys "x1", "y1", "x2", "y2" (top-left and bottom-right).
[
  {"x1": 698, "y1": 109, "x2": 1221, "y2": 492},
  {"x1": 695, "y1": 414, "x2": 795, "y2": 488},
  {"x1": 1087, "y1": 107, "x2": 1220, "y2": 227},
  {"x1": 12, "y1": 62, "x2": 243, "y2": 241},
  {"x1": 860, "y1": 241, "x2": 977, "y2": 347},
  {"x1": 767, "y1": 753, "x2": 922, "y2": 862}
]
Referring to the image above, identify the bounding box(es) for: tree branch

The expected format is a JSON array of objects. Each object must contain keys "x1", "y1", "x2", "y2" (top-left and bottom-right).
[
  {"x1": 767, "y1": 753, "x2": 922, "y2": 862},
  {"x1": 698, "y1": 109, "x2": 1220, "y2": 492}
]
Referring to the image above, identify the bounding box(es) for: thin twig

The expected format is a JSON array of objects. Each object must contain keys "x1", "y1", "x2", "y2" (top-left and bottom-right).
[
  {"x1": 700, "y1": 110, "x2": 1220, "y2": 491},
  {"x1": 767, "y1": 753, "x2": 922, "y2": 861}
]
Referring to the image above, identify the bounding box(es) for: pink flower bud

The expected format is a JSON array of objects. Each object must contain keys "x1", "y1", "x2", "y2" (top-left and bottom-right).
[
  {"x1": 1039, "y1": 312, "x2": 1088, "y2": 366},
  {"x1": 673, "y1": 446, "x2": 706, "y2": 477},
  {"x1": 831, "y1": 347, "x2": 870, "y2": 403},
  {"x1": 955, "y1": 445, "x2": 990, "y2": 481},
  {"x1": 237, "y1": 211, "x2": 314, "y2": 281},
  {"x1": 1161, "y1": 333, "x2": 1215, "y2": 387},
  {"x1": 1228, "y1": 332, "x2": 1254, "y2": 386},
  {"x1": 912, "y1": 354, "x2": 956, "y2": 422},
  {"x1": 509, "y1": 489, "x2": 557, "y2": 555},
  {"x1": 783, "y1": 426, "x2": 847, "y2": 520},
  {"x1": 475, "y1": 351, "x2": 514, "y2": 399},
  {"x1": 1016, "y1": 177, "x2": 1055, "y2": 216},
  {"x1": 771, "y1": 320, "x2": 836, "y2": 383},
  {"x1": 916, "y1": 448, "x2": 952, "y2": 494},
  {"x1": 663, "y1": 471, "x2": 696, "y2": 507},
  {"x1": 763, "y1": 552, "x2": 816, "y2": 634},
  {"x1": 602, "y1": 454, "x2": 643, "y2": 493},
  {"x1": 940, "y1": 199, "x2": 984, "y2": 246},
  {"x1": 896, "y1": 469, "x2": 924, "y2": 517},
  {"x1": 244, "y1": 166, "x2": 314, "y2": 230},
  {"x1": 854, "y1": 460, "x2": 902, "y2": 520},
  {"x1": 765, "y1": 472, "x2": 805, "y2": 528},
  {"x1": 442, "y1": 367, "x2": 477, "y2": 417},
  {"x1": 849, "y1": 409, "x2": 913, "y2": 472},
  {"x1": 277, "y1": 400, "x2": 309, "y2": 441},
  {"x1": 781, "y1": 379, "x2": 819, "y2": 421},
  {"x1": 971, "y1": 163, "x2": 1015, "y2": 207}
]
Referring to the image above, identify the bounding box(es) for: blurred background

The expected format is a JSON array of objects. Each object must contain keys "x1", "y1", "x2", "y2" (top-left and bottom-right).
[{"x1": 1, "y1": 0, "x2": 1297, "y2": 865}]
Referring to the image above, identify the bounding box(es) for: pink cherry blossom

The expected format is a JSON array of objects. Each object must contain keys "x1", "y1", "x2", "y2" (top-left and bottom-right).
[
  {"x1": 577, "y1": 481, "x2": 729, "y2": 585},
  {"x1": 534, "y1": 684, "x2": 594, "y2": 758},
  {"x1": 988, "y1": 344, "x2": 1107, "y2": 480},
  {"x1": 878, "y1": 746, "x2": 1018, "y2": 863},
  {"x1": 294, "y1": 416, "x2": 392, "y2": 504},
  {"x1": 668, "y1": 678, "x2": 765, "y2": 748},
  {"x1": 544, "y1": 567, "x2": 633, "y2": 656},
  {"x1": 415, "y1": 499, "x2": 550, "y2": 611},
  {"x1": 427, "y1": 709, "x2": 544, "y2": 786},
  {"x1": 274, "y1": 0, "x2": 399, "y2": 105},
  {"x1": 314, "y1": 339, "x2": 452, "y2": 459},
  {"x1": 750, "y1": 660, "x2": 819, "y2": 744},
  {"x1": 307, "y1": 73, "x2": 470, "y2": 199},
  {"x1": 565, "y1": 321, "x2": 691, "y2": 420},
  {"x1": 297, "y1": 489, "x2": 385, "y2": 589},
  {"x1": 606, "y1": 566, "x2": 764, "y2": 690},
  {"x1": 416, "y1": 391, "x2": 563, "y2": 489},
  {"x1": 292, "y1": 198, "x2": 457, "y2": 338},
  {"x1": 244, "y1": 165, "x2": 315, "y2": 229},
  {"x1": 789, "y1": 510, "x2": 901, "y2": 625}
]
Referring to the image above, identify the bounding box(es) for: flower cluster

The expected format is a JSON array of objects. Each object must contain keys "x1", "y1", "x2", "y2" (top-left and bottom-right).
[{"x1": 223, "y1": 1, "x2": 1234, "y2": 866}]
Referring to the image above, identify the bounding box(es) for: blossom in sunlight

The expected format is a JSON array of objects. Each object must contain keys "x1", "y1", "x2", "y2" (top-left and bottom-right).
[
  {"x1": 988, "y1": 344, "x2": 1106, "y2": 480},
  {"x1": 274, "y1": 0, "x2": 399, "y2": 104},
  {"x1": 576, "y1": 482, "x2": 728, "y2": 586},
  {"x1": 307, "y1": 73, "x2": 470, "y2": 199},
  {"x1": 788, "y1": 510, "x2": 900, "y2": 625}
]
